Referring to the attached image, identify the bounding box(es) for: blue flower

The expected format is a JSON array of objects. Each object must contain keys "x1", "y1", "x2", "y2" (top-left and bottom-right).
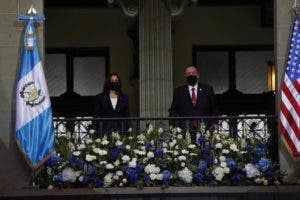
[
  {"x1": 68, "y1": 156, "x2": 84, "y2": 169},
  {"x1": 54, "y1": 174, "x2": 63, "y2": 182},
  {"x1": 94, "y1": 178, "x2": 103, "y2": 187},
  {"x1": 80, "y1": 176, "x2": 89, "y2": 185},
  {"x1": 204, "y1": 156, "x2": 214, "y2": 165},
  {"x1": 117, "y1": 146, "x2": 126, "y2": 152},
  {"x1": 156, "y1": 148, "x2": 164, "y2": 157},
  {"x1": 245, "y1": 145, "x2": 254, "y2": 151},
  {"x1": 198, "y1": 160, "x2": 207, "y2": 173},
  {"x1": 111, "y1": 151, "x2": 119, "y2": 159},
  {"x1": 254, "y1": 148, "x2": 265, "y2": 157},
  {"x1": 206, "y1": 173, "x2": 214, "y2": 182},
  {"x1": 201, "y1": 146, "x2": 210, "y2": 154},
  {"x1": 226, "y1": 158, "x2": 237, "y2": 170},
  {"x1": 144, "y1": 174, "x2": 150, "y2": 184},
  {"x1": 257, "y1": 158, "x2": 272, "y2": 172},
  {"x1": 135, "y1": 164, "x2": 143, "y2": 174},
  {"x1": 46, "y1": 154, "x2": 64, "y2": 167},
  {"x1": 162, "y1": 170, "x2": 171, "y2": 183},
  {"x1": 128, "y1": 171, "x2": 139, "y2": 184},
  {"x1": 264, "y1": 171, "x2": 273, "y2": 180},
  {"x1": 230, "y1": 174, "x2": 239, "y2": 183},
  {"x1": 194, "y1": 172, "x2": 204, "y2": 183},
  {"x1": 198, "y1": 136, "x2": 206, "y2": 144},
  {"x1": 145, "y1": 143, "x2": 153, "y2": 150},
  {"x1": 259, "y1": 143, "x2": 268, "y2": 149},
  {"x1": 159, "y1": 136, "x2": 168, "y2": 142},
  {"x1": 88, "y1": 165, "x2": 97, "y2": 175}
]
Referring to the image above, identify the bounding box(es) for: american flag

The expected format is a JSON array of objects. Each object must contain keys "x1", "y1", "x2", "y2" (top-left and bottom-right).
[{"x1": 280, "y1": 15, "x2": 300, "y2": 157}]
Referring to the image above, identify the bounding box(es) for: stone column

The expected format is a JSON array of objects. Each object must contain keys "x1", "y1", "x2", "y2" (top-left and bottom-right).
[
  {"x1": 139, "y1": 0, "x2": 173, "y2": 117},
  {"x1": 275, "y1": 0, "x2": 300, "y2": 182},
  {"x1": 0, "y1": 0, "x2": 44, "y2": 189}
]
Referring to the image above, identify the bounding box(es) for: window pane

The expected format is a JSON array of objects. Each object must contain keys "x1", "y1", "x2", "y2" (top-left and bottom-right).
[
  {"x1": 44, "y1": 54, "x2": 67, "y2": 96},
  {"x1": 196, "y1": 51, "x2": 229, "y2": 94},
  {"x1": 74, "y1": 57, "x2": 106, "y2": 96},
  {"x1": 236, "y1": 51, "x2": 274, "y2": 94}
]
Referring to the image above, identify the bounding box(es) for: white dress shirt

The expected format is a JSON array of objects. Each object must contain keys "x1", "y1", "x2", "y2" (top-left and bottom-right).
[
  {"x1": 110, "y1": 97, "x2": 118, "y2": 110},
  {"x1": 188, "y1": 84, "x2": 198, "y2": 98}
]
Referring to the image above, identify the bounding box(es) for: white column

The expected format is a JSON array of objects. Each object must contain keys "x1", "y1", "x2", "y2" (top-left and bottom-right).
[{"x1": 139, "y1": 0, "x2": 173, "y2": 117}]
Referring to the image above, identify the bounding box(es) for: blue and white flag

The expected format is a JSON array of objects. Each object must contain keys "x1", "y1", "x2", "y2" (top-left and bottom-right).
[{"x1": 16, "y1": 14, "x2": 55, "y2": 169}]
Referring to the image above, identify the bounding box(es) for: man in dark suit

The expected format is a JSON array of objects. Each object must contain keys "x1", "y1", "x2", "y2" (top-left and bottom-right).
[{"x1": 169, "y1": 65, "x2": 218, "y2": 139}]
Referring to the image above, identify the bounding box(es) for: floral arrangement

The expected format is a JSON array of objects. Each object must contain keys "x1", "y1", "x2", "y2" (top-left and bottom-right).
[{"x1": 35, "y1": 123, "x2": 284, "y2": 189}]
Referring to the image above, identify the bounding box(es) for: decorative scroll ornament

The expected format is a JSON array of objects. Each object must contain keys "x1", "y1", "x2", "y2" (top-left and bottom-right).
[
  {"x1": 169, "y1": 0, "x2": 198, "y2": 16},
  {"x1": 107, "y1": 0, "x2": 138, "y2": 17}
]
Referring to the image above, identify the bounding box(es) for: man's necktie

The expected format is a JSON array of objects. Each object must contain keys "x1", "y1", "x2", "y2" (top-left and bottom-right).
[
  {"x1": 191, "y1": 87, "x2": 197, "y2": 127},
  {"x1": 191, "y1": 87, "x2": 197, "y2": 107}
]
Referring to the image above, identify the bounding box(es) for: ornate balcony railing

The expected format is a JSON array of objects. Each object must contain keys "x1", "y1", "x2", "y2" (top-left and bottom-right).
[{"x1": 53, "y1": 115, "x2": 278, "y2": 161}]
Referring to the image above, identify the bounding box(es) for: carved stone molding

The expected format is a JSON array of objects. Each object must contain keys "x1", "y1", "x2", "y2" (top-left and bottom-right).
[{"x1": 107, "y1": 0, "x2": 138, "y2": 17}]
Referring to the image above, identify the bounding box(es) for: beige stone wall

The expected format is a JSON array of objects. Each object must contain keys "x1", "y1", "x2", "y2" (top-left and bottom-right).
[
  {"x1": 0, "y1": 0, "x2": 44, "y2": 190},
  {"x1": 275, "y1": 0, "x2": 300, "y2": 182}
]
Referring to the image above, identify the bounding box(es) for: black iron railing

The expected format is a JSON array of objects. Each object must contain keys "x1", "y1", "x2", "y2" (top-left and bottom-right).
[{"x1": 53, "y1": 115, "x2": 278, "y2": 161}]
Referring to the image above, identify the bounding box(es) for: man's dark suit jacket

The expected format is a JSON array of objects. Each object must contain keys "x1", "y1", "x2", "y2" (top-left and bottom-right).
[
  {"x1": 94, "y1": 92, "x2": 130, "y2": 135},
  {"x1": 169, "y1": 83, "x2": 218, "y2": 129}
]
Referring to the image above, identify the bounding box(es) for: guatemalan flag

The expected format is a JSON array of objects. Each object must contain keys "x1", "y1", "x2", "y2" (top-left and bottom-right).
[{"x1": 16, "y1": 13, "x2": 55, "y2": 169}]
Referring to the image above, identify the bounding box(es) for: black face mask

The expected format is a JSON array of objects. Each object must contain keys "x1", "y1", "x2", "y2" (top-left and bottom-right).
[
  {"x1": 186, "y1": 75, "x2": 198, "y2": 86},
  {"x1": 109, "y1": 82, "x2": 120, "y2": 92}
]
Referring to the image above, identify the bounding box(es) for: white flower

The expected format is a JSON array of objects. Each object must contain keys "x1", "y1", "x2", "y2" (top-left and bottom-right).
[
  {"x1": 222, "y1": 149, "x2": 230, "y2": 154},
  {"x1": 223, "y1": 167, "x2": 230, "y2": 174},
  {"x1": 114, "y1": 160, "x2": 120, "y2": 167},
  {"x1": 119, "y1": 183, "x2": 123, "y2": 187},
  {"x1": 100, "y1": 161, "x2": 107, "y2": 165},
  {"x1": 147, "y1": 124, "x2": 154, "y2": 134},
  {"x1": 85, "y1": 138, "x2": 93, "y2": 144},
  {"x1": 219, "y1": 156, "x2": 226, "y2": 162},
  {"x1": 263, "y1": 179, "x2": 269, "y2": 185},
  {"x1": 93, "y1": 148, "x2": 101, "y2": 154},
  {"x1": 122, "y1": 178, "x2": 127, "y2": 183},
  {"x1": 215, "y1": 143, "x2": 223, "y2": 149},
  {"x1": 230, "y1": 144, "x2": 239, "y2": 152},
  {"x1": 101, "y1": 140, "x2": 109, "y2": 145},
  {"x1": 103, "y1": 173, "x2": 114, "y2": 187},
  {"x1": 142, "y1": 158, "x2": 148, "y2": 163},
  {"x1": 173, "y1": 151, "x2": 179, "y2": 156},
  {"x1": 129, "y1": 160, "x2": 137, "y2": 168},
  {"x1": 47, "y1": 185, "x2": 54, "y2": 190},
  {"x1": 178, "y1": 167, "x2": 193, "y2": 183},
  {"x1": 115, "y1": 140, "x2": 123, "y2": 146},
  {"x1": 99, "y1": 150, "x2": 108, "y2": 156},
  {"x1": 95, "y1": 138, "x2": 101, "y2": 143},
  {"x1": 116, "y1": 170, "x2": 123, "y2": 176},
  {"x1": 85, "y1": 154, "x2": 97, "y2": 162},
  {"x1": 158, "y1": 127, "x2": 163, "y2": 133},
  {"x1": 106, "y1": 163, "x2": 114, "y2": 169},
  {"x1": 181, "y1": 162, "x2": 186, "y2": 167},
  {"x1": 178, "y1": 155, "x2": 186, "y2": 161},
  {"x1": 125, "y1": 145, "x2": 131, "y2": 150},
  {"x1": 47, "y1": 168, "x2": 52, "y2": 175},
  {"x1": 162, "y1": 142, "x2": 168, "y2": 148},
  {"x1": 62, "y1": 168, "x2": 76, "y2": 182},
  {"x1": 213, "y1": 167, "x2": 224, "y2": 181},
  {"x1": 254, "y1": 178, "x2": 263, "y2": 183},
  {"x1": 144, "y1": 164, "x2": 160, "y2": 174},
  {"x1": 112, "y1": 132, "x2": 120, "y2": 140},
  {"x1": 137, "y1": 134, "x2": 145, "y2": 141},
  {"x1": 175, "y1": 145, "x2": 179, "y2": 150},
  {"x1": 113, "y1": 175, "x2": 119, "y2": 180},
  {"x1": 176, "y1": 127, "x2": 182, "y2": 133},
  {"x1": 188, "y1": 144, "x2": 196, "y2": 149},
  {"x1": 77, "y1": 144, "x2": 86, "y2": 150},
  {"x1": 147, "y1": 151, "x2": 155, "y2": 158},
  {"x1": 220, "y1": 162, "x2": 227, "y2": 168},
  {"x1": 244, "y1": 164, "x2": 260, "y2": 178},
  {"x1": 214, "y1": 158, "x2": 218, "y2": 164},
  {"x1": 150, "y1": 173, "x2": 157, "y2": 181},
  {"x1": 75, "y1": 171, "x2": 82, "y2": 177},
  {"x1": 122, "y1": 155, "x2": 131, "y2": 163},
  {"x1": 177, "y1": 134, "x2": 183, "y2": 139},
  {"x1": 181, "y1": 149, "x2": 189, "y2": 154},
  {"x1": 190, "y1": 153, "x2": 198, "y2": 156},
  {"x1": 89, "y1": 129, "x2": 96, "y2": 134},
  {"x1": 128, "y1": 127, "x2": 132, "y2": 132},
  {"x1": 156, "y1": 174, "x2": 163, "y2": 180},
  {"x1": 72, "y1": 151, "x2": 81, "y2": 156}
]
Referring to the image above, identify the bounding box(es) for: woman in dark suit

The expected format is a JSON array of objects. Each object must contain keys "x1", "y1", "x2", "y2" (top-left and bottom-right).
[{"x1": 94, "y1": 73, "x2": 130, "y2": 137}]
